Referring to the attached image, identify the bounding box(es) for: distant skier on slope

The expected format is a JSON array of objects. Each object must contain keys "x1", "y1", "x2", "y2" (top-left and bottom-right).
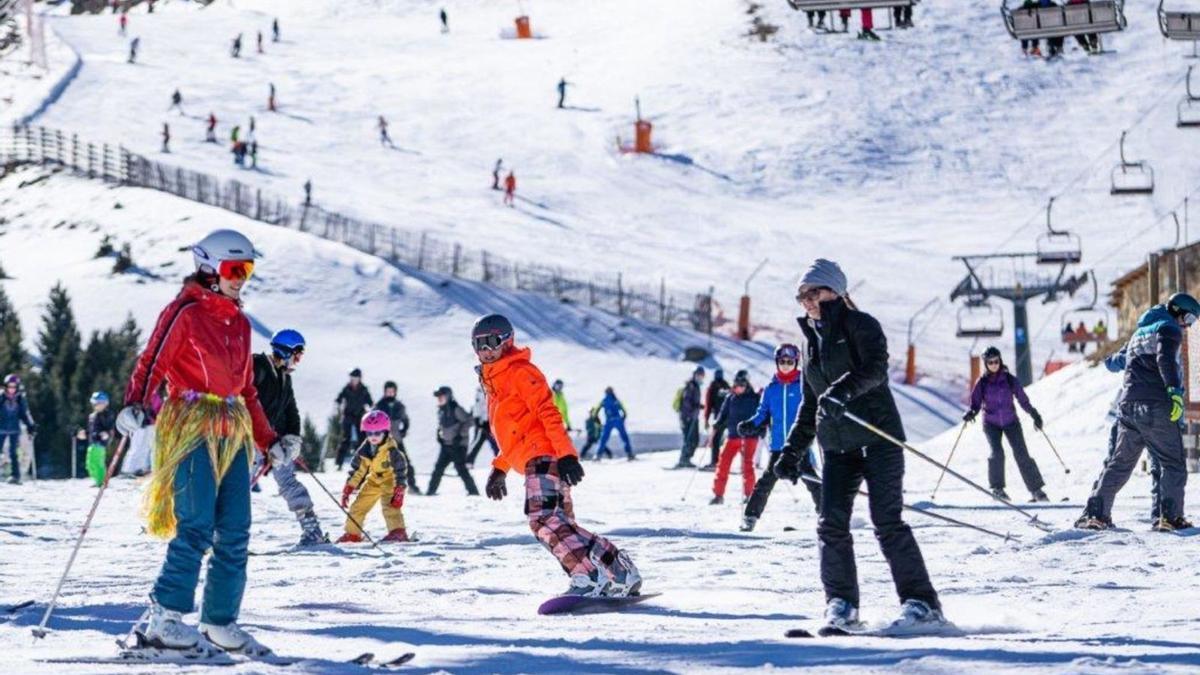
[
  {"x1": 503, "y1": 171, "x2": 516, "y2": 206},
  {"x1": 1075, "y1": 293, "x2": 1198, "y2": 532},
  {"x1": 268, "y1": 82, "x2": 276, "y2": 112},
  {"x1": 257, "y1": 31, "x2": 264, "y2": 54},
  {"x1": 440, "y1": 8, "x2": 449, "y2": 33},
  {"x1": 335, "y1": 368, "x2": 373, "y2": 471},
  {"x1": 739, "y1": 343, "x2": 820, "y2": 532},
  {"x1": 338, "y1": 410, "x2": 412, "y2": 543},
  {"x1": 675, "y1": 367, "x2": 704, "y2": 468},
  {"x1": 168, "y1": 89, "x2": 183, "y2": 114},
  {"x1": 701, "y1": 368, "x2": 730, "y2": 471},
  {"x1": 128, "y1": 37, "x2": 140, "y2": 64},
  {"x1": 161, "y1": 123, "x2": 170, "y2": 153},
  {"x1": 491, "y1": 158, "x2": 503, "y2": 190},
  {"x1": 272, "y1": 18, "x2": 280, "y2": 42},
  {"x1": 252, "y1": 329, "x2": 328, "y2": 546},
  {"x1": 962, "y1": 346, "x2": 1050, "y2": 503},
  {"x1": 378, "y1": 116, "x2": 394, "y2": 147},
  {"x1": 1, "y1": 375, "x2": 36, "y2": 484},
  {"x1": 709, "y1": 370, "x2": 760, "y2": 506},
  {"x1": 119, "y1": 12, "x2": 127, "y2": 36},
  {"x1": 426, "y1": 386, "x2": 479, "y2": 496},
  {"x1": 116, "y1": 228, "x2": 283, "y2": 657},
  {"x1": 83, "y1": 392, "x2": 115, "y2": 487},
  {"x1": 231, "y1": 33, "x2": 242, "y2": 58},
  {"x1": 475, "y1": 313, "x2": 642, "y2": 597},
  {"x1": 556, "y1": 78, "x2": 570, "y2": 109},
  {"x1": 593, "y1": 387, "x2": 633, "y2": 460},
  {"x1": 776, "y1": 258, "x2": 948, "y2": 636}
]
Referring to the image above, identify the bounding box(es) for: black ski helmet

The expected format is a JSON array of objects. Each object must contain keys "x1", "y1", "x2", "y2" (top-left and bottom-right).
[
  {"x1": 733, "y1": 369, "x2": 750, "y2": 387},
  {"x1": 1166, "y1": 292, "x2": 1200, "y2": 323},
  {"x1": 472, "y1": 313, "x2": 514, "y2": 350},
  {"x1": 982, "y1": 346, "x2": 1002, "y2": 362}
]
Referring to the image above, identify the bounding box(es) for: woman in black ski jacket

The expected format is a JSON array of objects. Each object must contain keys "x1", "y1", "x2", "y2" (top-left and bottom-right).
[{"x1": 775, "y1": 258, "x2": 947, "y2": 635}]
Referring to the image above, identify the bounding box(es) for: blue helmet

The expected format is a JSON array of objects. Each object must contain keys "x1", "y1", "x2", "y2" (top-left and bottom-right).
[
  {"x1": 270, "y1": 329, "x2": 306, "y2": 359},
  {"x1": 90, "y1": 391, "x2": 110, "y2": 405},
  {"x1": 774, "y1": 343, "x2": 800, "y2": 362},
  {"x1": 1167, "y1": 293, "x2": 1200, "y2": 326}
]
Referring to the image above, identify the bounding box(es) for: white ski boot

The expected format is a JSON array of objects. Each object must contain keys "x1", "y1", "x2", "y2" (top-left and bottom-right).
[
  {"x1": 296, "y1": 509, "x2": 329, "y2": 547},
  {"x1": 882, "y1": 599, "x2": 954, "y2": 636},
  {"x1": 739, "y1": 515, "x2": 758, "y2": 532},
  {"x1": 564, "y1": 570, "x2": 610, "y2": 598},
  {"x1": 818, "y1": 597, "x2": 864, "y2": 636},
  {"x1": 143, "y1": 600, "x2": 205, "y2": 650},
  {"x1": 200, "y1": 621, "x2": 274, "y2": 657},
  {"x1": 604, "y1": 550, "x2": 642, "y2": 597}
]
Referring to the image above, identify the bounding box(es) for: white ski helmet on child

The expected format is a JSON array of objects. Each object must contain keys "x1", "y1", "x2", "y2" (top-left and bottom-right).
[{"x1": 191, "y1": 229, "x2": 260, "y2": 275}]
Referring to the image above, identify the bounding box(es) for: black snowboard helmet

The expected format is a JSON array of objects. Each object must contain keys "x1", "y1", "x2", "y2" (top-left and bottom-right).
[{"x1": 472, "y1": 313, "x2": 514, "y2": 351}]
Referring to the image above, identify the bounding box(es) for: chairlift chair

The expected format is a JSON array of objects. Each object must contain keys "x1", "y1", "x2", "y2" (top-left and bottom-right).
[
  {"x1": 787, "y1": 0, "x2": 916, "y2": 9},
  {"x1": 1110, "y1": 131, "x2": 1155, "y2": 195},
  {"x1": 1180, "y1": 65, "x2": 1200, "y2": 127},
  {"x1": 1060, "y1": 270, "x2": 1109, "y2": 344},
  {"x1": 1002, "y1": 0, "x2": 1126, "y2": 43},
  {"x1": 1159, "y1": 0, "x2": 1200, "y2": 58},
  {"x1": 1035, "y1": 197, "x2": 1083, "y2": 265},
  {"x1": 956, "y1": 302, "x2": 1004, "y2": 339}
]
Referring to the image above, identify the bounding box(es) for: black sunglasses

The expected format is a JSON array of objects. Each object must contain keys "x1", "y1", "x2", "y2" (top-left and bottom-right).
[{"x1": 985, "y1": 358, "x2": 1001, "y2": 365}]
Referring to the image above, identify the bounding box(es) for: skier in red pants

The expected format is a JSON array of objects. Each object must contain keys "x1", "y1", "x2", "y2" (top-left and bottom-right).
[
  {"x1": 710, "y1": 370, "x2": 760, "y2": 505},
  {"x1": 503, "y1": 171, "x2": 516, "y2": 206}
]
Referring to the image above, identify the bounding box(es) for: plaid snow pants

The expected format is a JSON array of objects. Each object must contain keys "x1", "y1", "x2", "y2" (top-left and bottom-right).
[{"x1": 524, "y1": 456, "x2": 619, "y2": 577}]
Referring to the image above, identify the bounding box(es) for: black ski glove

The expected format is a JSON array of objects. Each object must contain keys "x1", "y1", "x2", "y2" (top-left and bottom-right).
[
  {"x1": 735, "y1": 420, "x2": 756, "y2": 437},
  {"x1": 558, "y1": 455, "x2": 585, "y2": 486},
  {"x1": 1030, "y1": 410, "x2": 1043, "y2": 431},
  {"x1": 817, "y1": 389, "x2": 847, "y2": 422},
  {"x1": 485, "y1": 468, "x2": 507, "y2": 501},
  {"x1": 962, "y1": 409, "x2": 977, "y2": 424},
  {"x1": 773, "y1": 447, "x2": 804, "y2": 484}
]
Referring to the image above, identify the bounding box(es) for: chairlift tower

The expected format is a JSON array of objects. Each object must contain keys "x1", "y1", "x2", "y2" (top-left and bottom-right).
[{"x1": 950, "y1": 252, "x2": 1088, "y2": 386}]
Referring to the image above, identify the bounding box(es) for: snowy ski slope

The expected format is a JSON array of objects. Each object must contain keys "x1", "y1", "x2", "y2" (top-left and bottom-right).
[{"x1": 19, "y1": 0, "x2": 1200, "y2": 383}]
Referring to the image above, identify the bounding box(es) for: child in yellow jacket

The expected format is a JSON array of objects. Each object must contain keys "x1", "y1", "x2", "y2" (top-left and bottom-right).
[{"x1": 338, "y1": 410, "x2": 410, "y2": 543}]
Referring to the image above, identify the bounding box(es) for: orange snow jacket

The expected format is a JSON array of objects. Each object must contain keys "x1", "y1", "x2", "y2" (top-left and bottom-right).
[{"x1": 479, "y1": 345, "x2": 576, "y2": 473}]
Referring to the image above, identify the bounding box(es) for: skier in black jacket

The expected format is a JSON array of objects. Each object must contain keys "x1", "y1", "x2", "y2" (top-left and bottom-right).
[
  {"x1": 776, "y1": 259, "x2": 948, "y2": 636},
  {"x1": 702, "y1": 369, "x2": 731, "y2": 471},
  {"x1": 254, "y1": 330, "x2": 327, "y2": 545},
  {"x1": 427, "y1": 386, "x2": 479, "y2": 496},
  {"x1": 335, "y1": 369, "x2": 374, "y2": 470},
  {"x1": 376, "y1": 380, "x2": 421, "y2": 494}
]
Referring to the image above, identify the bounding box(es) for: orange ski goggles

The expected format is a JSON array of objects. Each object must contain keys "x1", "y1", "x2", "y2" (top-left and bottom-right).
[{"x1": 218, "y1": 259, "x2": 255, "y2": 281}]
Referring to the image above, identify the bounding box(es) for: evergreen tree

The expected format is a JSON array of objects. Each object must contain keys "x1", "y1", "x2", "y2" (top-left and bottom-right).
[
  {"x1": 0, "y1": 285, "x2": 27, "y2": 380},
  {"x1": 323, "y1": 412, "x2": 342, "y2": 473},
  {"x1": 30, "y1": 283, "x2": 83, "y2": 478},
  {"x1": 300, "y1": 414, "x2": 323, "y2": 470}
]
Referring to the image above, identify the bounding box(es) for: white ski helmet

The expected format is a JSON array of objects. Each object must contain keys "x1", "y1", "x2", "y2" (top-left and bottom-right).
[{"x1": 191, "y1": 229, "x2": 260, "y2": 275}]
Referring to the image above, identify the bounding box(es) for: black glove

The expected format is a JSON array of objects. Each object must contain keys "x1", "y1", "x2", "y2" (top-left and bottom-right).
[
  {"x1": 773, "y1": 447, "x2": 803, "y2": 484},
  {"x1": 557, "y1": 455, "x2": 585, "y2": 487},
  {"x1": 27, "y1": 423, "x2": 37, "y2": 435},
  {"x1": 1030, "y1": 410, "x2": 1043, "y2": 431},
  {"x1": 962, "y1": 409, "x2": 977, "y2": 424},
  {"x1": 486, "y1": 468, "x2": 507, "y2": 500},
  {"x1": 817, "y1": 390, "x2": 846, "y2": 422},
  {"x1": 736, "y1": 420, "x2": 755, "y2": 436}
]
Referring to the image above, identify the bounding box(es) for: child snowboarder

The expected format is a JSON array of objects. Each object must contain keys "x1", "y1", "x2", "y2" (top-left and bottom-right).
[
  {"x1": 475, "y1": 314, "x2": 641, "y2": 597},
  {"x1": 84, "y1": 391, "x2": 115, "y2": 487},
  {"x1": 710, "y1": 371, "x2": 760, "y2": 505},
  {"x1": 338, "y1": 410, "x2": 410, "y2": 543}
]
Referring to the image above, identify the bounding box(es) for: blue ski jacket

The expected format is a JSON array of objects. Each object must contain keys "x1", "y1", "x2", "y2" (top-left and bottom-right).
[{"x1": 747, "y1": 373, "x2": 803, "y2": 452}]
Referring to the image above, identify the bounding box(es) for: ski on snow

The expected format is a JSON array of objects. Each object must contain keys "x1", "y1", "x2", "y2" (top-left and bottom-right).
[{"x1": 786, "y1": 622, "x2": 965, "y2": 639}]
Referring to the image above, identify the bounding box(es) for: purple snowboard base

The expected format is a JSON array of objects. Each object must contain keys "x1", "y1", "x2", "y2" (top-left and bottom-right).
[{"x1": 537, "y1": 593, "x2": 661, "y2": 615}]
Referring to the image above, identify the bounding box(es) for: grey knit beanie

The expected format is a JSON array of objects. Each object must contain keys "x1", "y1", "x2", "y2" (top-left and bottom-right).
[{"x1": 797, "y1": 258, "x2": 847, "y2": 297}]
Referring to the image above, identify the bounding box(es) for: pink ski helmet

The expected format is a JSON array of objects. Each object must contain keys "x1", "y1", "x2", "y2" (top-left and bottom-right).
[{"x1": 360, "y1": 410, "x2": 391, "y2": 434}]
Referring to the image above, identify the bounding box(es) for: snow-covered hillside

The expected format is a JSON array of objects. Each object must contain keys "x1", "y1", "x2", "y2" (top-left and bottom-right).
[
  {"x1": 2, "y1": 358, "x2": 1198, "y2": 673},
  {"x1": 22, "y1": 0, "x2": 1200, "y2": 383}
]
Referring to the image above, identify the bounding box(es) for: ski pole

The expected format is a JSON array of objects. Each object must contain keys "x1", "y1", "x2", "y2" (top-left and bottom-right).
[
  {"x1": 294, "y1": 455, "x2": 389, "y2": 555},
  {"x1": 29, "y1": 433, "x2": 38, "y2": 482},
  {"x1": 798, "y1": 473, "x2": 1017, "y2": 543},
  {"x1": 33, "y1": 434, "x2": 129, "y2": 639},
  {"x1": 931, "y1": 422, "x2": 968, "y2": 500},
  {"x1": 680, "y1": 464, "x2": 702, "y2": 502},
  {"x1": 1038, "y1": 429, "x2": 1071, "y2": 474},
  {"x1": 828, "y1": 399, "x2": 1052, "y2": 532}
]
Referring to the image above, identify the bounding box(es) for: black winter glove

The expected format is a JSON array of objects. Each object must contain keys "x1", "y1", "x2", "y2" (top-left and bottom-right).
[
  {"x1": 1030, "y1": 410, "x2": 1043, "y2": 432},
  {"x1": 773, "y1": 447, "x2": 803, "y2": 484},
  {"x1": 817, "y1": 390, "x2": 846, "y2": 422},
  {"x1": 962, "y1": 410, "x2": 978, "y2": 424},
  {"x1": 735, "y1": 420, "x2": 755, "y2": 437},
  {"x1": 485, "y1": 468, "x2": 507, "y2": 501},
  {"x1": 557, "y1": 455, "x2": 585, "y2": 487}
]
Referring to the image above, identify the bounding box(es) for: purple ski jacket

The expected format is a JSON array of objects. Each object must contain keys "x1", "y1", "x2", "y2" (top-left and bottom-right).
[{"x1": 969, "y1": 368, "x2": 1036, "y2": 428}]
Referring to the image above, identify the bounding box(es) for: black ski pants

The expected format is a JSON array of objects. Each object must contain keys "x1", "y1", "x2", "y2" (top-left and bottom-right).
[
  {"x1": 982, "y1": 421, "x2": 1045, "y2": 494},
  {"x1": 1085, "y1": 401, "x2": 1186, "y2": 521},
  {"x1": 427, "y1": 442, "x2": 479, "y2": 495},
  {"x1": 745, "y1": 451, "x2": 821, "y2": 520},
  {"x1": 819, "y1": 445, "x2": 939, "y2": 610}
]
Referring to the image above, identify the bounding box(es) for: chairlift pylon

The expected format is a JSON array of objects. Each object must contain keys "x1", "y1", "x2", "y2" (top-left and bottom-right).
[
  {"x1": 1035, "y1": 197, "x2": 1083, "y2": 265},
  {"x1": 1158, "y1": 0, "x2": 1200, "y2": 58},
  {"x1": 1180, "y1": 65, "x2": 1200, "y2": 127},
  {"x1": 956, "y1": 301, "x2": 1004, "y2": 339},
  {"x1": 1110, "y1": 131, "x2": 1155, "y2": 196}
]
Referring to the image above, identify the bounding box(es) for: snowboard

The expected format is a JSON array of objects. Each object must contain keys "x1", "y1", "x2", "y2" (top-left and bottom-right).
[{"x1": 537, "y1": 592, "x2": 661, "y2": 615}]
